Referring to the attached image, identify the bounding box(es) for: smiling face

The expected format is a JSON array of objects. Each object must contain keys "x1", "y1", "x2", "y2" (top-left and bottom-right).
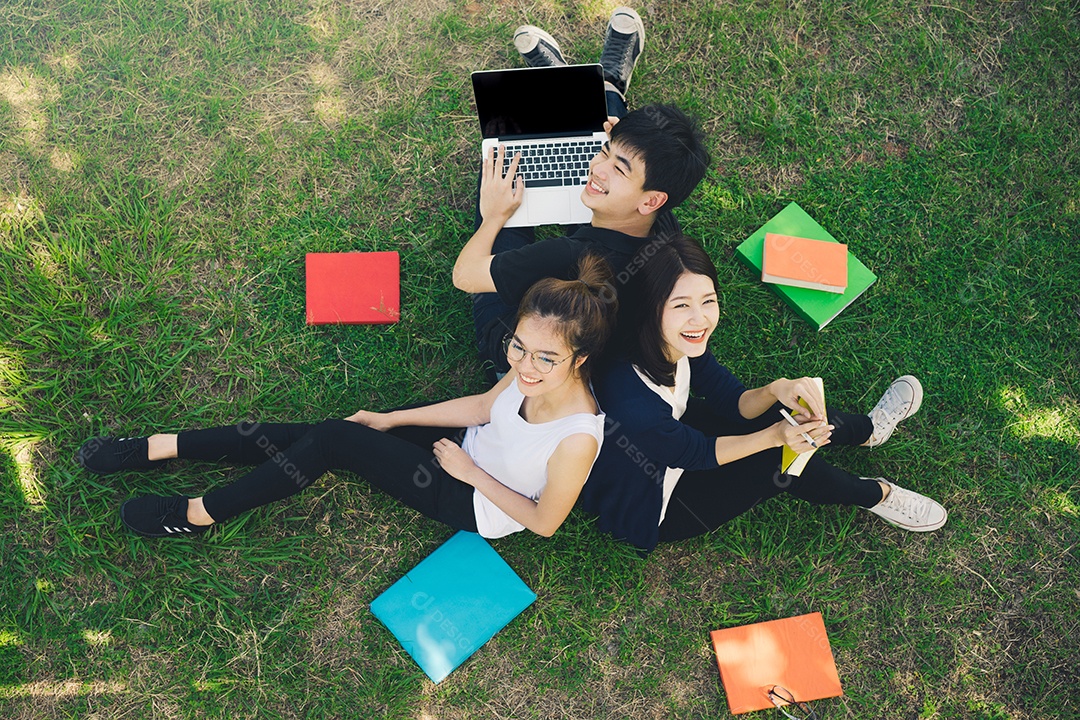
[
  {"x1": 581, "y1": 140, "x2": 666, "y2": 223},
  {"x1": 659, "y1": 272, "x2": 720, "y2": 362},
  {"x1": 509, "y1": 315, "x2": 585, "y2": 397}
]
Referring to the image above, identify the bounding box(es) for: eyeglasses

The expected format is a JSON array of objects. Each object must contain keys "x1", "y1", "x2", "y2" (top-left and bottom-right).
[
  {"x1": 502, "y1": 334, "x2": 571, "y2": 375},
  {"x1": 767, "y1": 686, "x2": 821, "y2": 720}
]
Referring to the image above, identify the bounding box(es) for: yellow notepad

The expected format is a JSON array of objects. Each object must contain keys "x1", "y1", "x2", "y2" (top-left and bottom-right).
[{"x1": 780, "y1": 377, "x2": 826, "y2": 477}]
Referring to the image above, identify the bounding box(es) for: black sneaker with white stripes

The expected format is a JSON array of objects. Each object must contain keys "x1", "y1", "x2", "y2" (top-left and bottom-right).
[
  {"x1": 600, "y1": 7, "x2": 645, "y2": 98},
  {"x1": 78, "y1": 436, "x2": 166, "y2": 475},
  {"x1": 121, "y1": 495, "x2": 210, "y2": 538}
]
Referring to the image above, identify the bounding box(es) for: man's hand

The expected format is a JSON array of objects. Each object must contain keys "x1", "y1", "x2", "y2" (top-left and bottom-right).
[
  {"x1": 479, "y1": 144, "x2": 524, "y2": 224},
  {"x1": 603, "y1": 116, "x2": 621, "y2": 136}
]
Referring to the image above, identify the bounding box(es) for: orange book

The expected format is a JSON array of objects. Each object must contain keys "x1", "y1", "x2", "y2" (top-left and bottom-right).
[
  {"x1": 710, "y1": 612, "x2": 843, "y2": 714},
  {"x1": 305, "y1": 251, "x2": 400, "y2": 324},
  {"x1": 761, "y1": 233, "x2": 848, "y2": 294}
]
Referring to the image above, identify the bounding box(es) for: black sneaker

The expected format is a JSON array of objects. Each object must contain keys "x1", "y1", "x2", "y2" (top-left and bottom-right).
[
  {"x1": 78, "y1": 436, "x2": 167, "y2": 475},
  {"x1": 120, "y1": 495, "x2": 210, "y2": 538},
  {"x1": 513, "y1": 25, "x2": 566, "y2": 67},
  {"x1": 600, "y1": 7, "x2": 645, "y2": 98}
]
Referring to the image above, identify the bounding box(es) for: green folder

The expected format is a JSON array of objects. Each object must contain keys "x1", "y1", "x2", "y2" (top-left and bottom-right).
[
  {"x1": 735, "y1": 202, "x2": 877, "y2": 330},
  {"x1": 369, "y1": 532, "x2": 536, "y2": 683}
]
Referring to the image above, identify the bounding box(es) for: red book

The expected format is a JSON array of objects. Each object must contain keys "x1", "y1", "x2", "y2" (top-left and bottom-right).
[
  {"x1": 761, "y1": 233, "x2": 849, "y2": 294},
  {"x1": 305, "y1": 251, "x2": 400, "y2": 325}
]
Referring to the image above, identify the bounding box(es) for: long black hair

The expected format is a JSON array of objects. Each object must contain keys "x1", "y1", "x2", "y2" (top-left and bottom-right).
[{"x1": 629, "y1": 234, "x2": 719, "y2": 387}]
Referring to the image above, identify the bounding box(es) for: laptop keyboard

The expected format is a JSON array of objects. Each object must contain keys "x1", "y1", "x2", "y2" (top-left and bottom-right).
[{"x1": 500, "y1": 139, "x2": 604, "y2": 188}]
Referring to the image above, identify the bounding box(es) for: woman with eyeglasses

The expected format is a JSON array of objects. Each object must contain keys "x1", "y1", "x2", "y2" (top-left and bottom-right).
[
  {"x1": 79, "y1": 255, "x2": 616, "y2": 541},
  {"x1": 581, "y1": 234, "x2": 947, "y2": 554}
]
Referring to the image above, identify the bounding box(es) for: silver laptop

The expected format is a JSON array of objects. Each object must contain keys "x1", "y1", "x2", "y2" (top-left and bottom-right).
[{"x1": 472, "y1": 64, "x2": 608, "y2": 227}]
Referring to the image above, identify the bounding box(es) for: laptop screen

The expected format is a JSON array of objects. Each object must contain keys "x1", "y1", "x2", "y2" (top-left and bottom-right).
[{"x1": 472, "y1": 64, "x2": 607, "y2": 141}]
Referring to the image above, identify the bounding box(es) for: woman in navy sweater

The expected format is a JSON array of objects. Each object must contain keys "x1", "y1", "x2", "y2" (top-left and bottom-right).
[{"x1": 581, "y1": 234, "x2": 947, "y2": 553}]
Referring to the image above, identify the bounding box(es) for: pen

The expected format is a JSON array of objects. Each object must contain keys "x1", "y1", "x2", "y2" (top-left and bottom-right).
[{"x1": 779, "y1": 408, "x2": 818, "y2": 449}]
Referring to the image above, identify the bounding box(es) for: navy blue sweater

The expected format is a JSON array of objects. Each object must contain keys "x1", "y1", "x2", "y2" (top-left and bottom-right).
[{"x1": 581, "y1": 351, "x2": 748, "y2": 552}]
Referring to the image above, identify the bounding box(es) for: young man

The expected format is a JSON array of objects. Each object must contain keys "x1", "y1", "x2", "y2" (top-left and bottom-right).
[{"x1": 454, "y1": 7, "x2": 711, "y2": 381}]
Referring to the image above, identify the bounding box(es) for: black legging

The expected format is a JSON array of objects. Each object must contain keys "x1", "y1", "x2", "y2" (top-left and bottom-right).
[
  {"x1": 176, "y1": 419, "x2": 478, "y2": 531},
  {"x1": 657, "y1": 401, "x2": 884, "y2": 542}
]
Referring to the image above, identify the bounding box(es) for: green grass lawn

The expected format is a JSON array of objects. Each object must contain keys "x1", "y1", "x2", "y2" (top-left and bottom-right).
[{"x1": 2, "y1": 0, "x2": 1078, "y2": 717}]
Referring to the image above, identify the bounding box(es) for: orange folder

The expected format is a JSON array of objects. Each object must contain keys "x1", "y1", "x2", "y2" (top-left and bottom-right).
[
  {"x1": 710, "y1": 612, "x2": 843, "y2": 714},
  {"x1": 305, "y1": 251, "x2": 400, "y2": 325}
]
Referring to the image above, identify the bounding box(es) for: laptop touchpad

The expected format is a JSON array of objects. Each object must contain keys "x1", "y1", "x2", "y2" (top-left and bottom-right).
[{"x1": 528, "y1": 191, "x2": 570, "y2": 223}]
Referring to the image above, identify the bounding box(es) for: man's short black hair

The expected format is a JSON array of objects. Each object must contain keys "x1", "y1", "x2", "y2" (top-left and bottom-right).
[{"x1": 609, "y1": 104, "x2": 710, "y2": 211}]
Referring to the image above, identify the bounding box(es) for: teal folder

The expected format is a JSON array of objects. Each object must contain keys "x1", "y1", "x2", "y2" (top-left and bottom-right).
[
  {"x1": 369, "y1": 531, "x2": 537, "y2": 683},
  {"x1": 735, "y1": 202, "x2": 877, "y2": 330}
]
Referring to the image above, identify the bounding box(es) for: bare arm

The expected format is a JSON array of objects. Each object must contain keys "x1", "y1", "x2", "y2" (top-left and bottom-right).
[
  {"x1": 452, "y1": 228, "x2": 498, "y2": 294},
  {"x1": 346, "y1": 372, "x2": 515, "y2": 431},
  {"x1": 433, "y1": 432, "x2": 599, "y2": 538},
  {"x1": 452, "y1": 145, "x2": 522, "y2": 293}
]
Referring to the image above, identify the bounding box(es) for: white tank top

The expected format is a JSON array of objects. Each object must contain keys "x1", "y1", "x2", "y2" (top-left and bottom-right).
[{"x1": 462, "y1": 381, "x2": 605, "y2": 538}]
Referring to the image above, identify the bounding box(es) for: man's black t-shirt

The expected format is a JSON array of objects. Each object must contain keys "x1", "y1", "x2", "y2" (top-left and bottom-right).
[
  {"x1": 489, "y1": 225, "x2": 645, "y2": 307},
  {"x1": 477, "y1": 213, "x2": 680, "y2": 378}
]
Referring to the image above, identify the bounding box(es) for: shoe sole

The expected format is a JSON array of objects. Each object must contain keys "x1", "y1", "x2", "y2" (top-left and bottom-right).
[
  {"x1": 513, "y1": 25, "x2": 563, "y2": 60},
  {"x1": 879, "y1": 506, "x2": 948, "y2": 532},
  {"x1": 894, "y1": 374, "x2": 923, "y2": 417},
  {"x1": 610, "y1": 7, "x2": 645, "y2": 52}
]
